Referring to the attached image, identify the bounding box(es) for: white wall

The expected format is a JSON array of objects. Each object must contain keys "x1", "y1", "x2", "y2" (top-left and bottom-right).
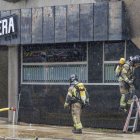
[{"x1": 124, "y1": 0, "x2": 140, "y2": 49}]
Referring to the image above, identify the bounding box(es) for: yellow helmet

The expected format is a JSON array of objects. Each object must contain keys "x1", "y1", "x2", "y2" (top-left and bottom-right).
[{"x1": 119, "y1": 58, "x2": 125, "y2": 65}]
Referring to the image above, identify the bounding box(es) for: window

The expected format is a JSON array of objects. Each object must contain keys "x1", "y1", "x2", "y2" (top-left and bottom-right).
[
  {"x1": 23, "y1": 44, "x2": 86, "y2": 63},
  {"x1": 103, "y1": 42, "x2": 126, "y2": 83},
  {"x1": 21, "y1": 43, "x2": 88, "y2": 84},
  {"x1": 104, "y1": 42, "x2": 125, "y2": 61}
]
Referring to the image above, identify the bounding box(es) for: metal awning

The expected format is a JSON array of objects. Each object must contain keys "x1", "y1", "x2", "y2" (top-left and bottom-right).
[{"x1": 0, "y1": 1, "x2": 127, "y2": 45}]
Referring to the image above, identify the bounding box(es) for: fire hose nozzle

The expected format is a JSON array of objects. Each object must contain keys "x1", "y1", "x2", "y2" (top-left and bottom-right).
[{"x1": 10, "y1": 107, "x2": 16, "y2": 111}]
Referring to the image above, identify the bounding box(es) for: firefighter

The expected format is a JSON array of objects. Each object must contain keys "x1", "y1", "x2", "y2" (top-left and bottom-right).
[
  {"x1": 115, "y1": 58, "x2": 126, "y2": 78},
  {"x1": 64, "y1": 74, "x2": 83, "y2": 134},
  {"x1": 116, "y1": 57, "x2": 139, "y2": 112}
]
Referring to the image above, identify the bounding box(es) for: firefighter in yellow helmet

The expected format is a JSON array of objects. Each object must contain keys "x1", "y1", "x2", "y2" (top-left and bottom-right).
[
  {"x1": 115, "y1": 58, "x2": 125, "y2": 78},
  {"x1": 64, "y1": 74, "x2": 89, "y2": 134},
  {"x1": 115, "y1": 57, "x2": 137, "y2": 112},
  {"x1": 119, "y1": 58, "x2": 125, "y2": 65}
]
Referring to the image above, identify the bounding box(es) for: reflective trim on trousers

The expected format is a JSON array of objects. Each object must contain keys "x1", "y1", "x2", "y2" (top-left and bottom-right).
[
  {"x1": 120, "y1": 94, "x2": 126, "y2": 107},
  {"x1": 75, "y1": 123, "x2": 82, "y2": 129},
  {"x1": 73, "y1": 116, "x2": 82, "y2": 129}
]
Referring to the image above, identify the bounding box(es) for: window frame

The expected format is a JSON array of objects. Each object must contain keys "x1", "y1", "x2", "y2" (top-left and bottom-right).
[
  {"x1": 21, "y1": 41, "x2": 127, "y2": 86},
  {"x1": 21, "y1": 43, "x2": 88, "y2": 85},
  {"x1": 102, "y1": 41, "x2": 126, "y2": 85}
]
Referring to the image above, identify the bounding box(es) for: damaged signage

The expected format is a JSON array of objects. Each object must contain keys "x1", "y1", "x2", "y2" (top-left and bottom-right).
[{"x1": 0, "y1": 15, "x2": 17, "y2": 37}]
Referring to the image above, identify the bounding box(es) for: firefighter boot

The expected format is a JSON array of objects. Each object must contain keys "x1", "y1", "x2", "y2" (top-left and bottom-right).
[
  {"x1": 72, "y1": 129, "x2": 82, "y2": 134},
  {"x1": 119, "y1": 106, "x2": 127, "y2": 113}
]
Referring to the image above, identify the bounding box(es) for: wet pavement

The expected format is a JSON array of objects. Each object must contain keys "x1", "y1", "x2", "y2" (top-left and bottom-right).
[{"x1": 0, "y1": 120, "x2": 140, "y2": 140}]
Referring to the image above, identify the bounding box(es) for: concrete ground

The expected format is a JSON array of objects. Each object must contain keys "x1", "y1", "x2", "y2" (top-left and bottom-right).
[{"x1": 0, "y1": 120, "x2": 140, "y2": 140}]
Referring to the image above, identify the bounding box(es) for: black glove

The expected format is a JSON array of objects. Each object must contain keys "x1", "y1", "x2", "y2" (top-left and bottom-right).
[{"x1": 85, "y1": 101, "x2": 90, "y2": 106}]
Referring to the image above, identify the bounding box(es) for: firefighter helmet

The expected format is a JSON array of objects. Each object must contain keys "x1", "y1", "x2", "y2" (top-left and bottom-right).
[
  {"x1": 119, "y1": 58, "x2": 125, "y2": 65},
  {"x1": 69, "y1": 74, "x2": 78, "y2": 83},
  {"x1": 129, "y1": 55, "x2": 140, "y2": 66}
]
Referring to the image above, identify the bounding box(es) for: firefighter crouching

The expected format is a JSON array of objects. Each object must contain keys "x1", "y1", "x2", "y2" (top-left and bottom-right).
[
  {"x1": 115, "y1": 56, "x2": 140, "y2": 112},
  {"x1": 64, "y1": 74, "x2": 89, "y2": 134}
]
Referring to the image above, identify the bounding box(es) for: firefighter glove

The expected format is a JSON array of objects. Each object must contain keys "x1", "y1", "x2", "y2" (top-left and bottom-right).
[{"x1": 64, "y1": 102, "x2": 69, "y2": 109}]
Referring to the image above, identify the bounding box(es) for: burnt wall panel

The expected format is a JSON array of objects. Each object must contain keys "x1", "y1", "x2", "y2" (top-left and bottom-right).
[
  {"x1": 109, "y1": 2, "x2": 122, "y2": 40},
  {"x1": 43, "y1": 6, "x2": 55, "y2": 43},
  {"x1": 0, "y1": 1, "x2": 125, "y2": 45},
  {"x1": 126, "y1": 41, "x2": 140, "y2": 59},
  {"x1": 1, "y1": 11, "x2": 11, "y2": 45},
  {"x1": 32, "y1": 8, "x2": 43, "y2": 44},
  {"x1": 11, "y1": 9, "x2": 21, "y2": 45},
  {"x1": 55, "y1": 6, "x2": 67, "y2": 43},
  {"x1": 67, "y1": 5, "x2": 79, "y2": 42},
  {"x1": 88, "y1": 42, "x2": 103, "y2": 83},
  {"x1": 21, "y1": 9, "x2": 32, "y2": 44},
  {"x1": 0, "y1": 47, "x2": 8, "y2": 118},
  {"x1": 94, "y1": 2, "x2": 108, "y2": 41},
  {"x1": 0, "y1": 1, "x2": 126, "y2": 45},
  {"x1": 0, "y1": 11, "x2": 2, "y2": 44},
  {"x1": 80, "y1": 4, "x2": 93, "y2": 41},
  {"x1": 122, "y1": 2, "x2": 129, "y2": 40},
  {"x1": 19, "y1": 84, "x2": 140, "y2": 129}
]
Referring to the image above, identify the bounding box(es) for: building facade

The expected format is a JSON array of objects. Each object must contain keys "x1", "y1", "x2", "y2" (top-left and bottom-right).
[{"x1": 0, "y1": 0, "x2": 140, "y2": 129}]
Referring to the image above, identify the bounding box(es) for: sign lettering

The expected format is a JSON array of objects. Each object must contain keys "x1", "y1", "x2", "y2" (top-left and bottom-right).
[{"x1": 0, "y1": 15, "x2": 17, "y2": 37}]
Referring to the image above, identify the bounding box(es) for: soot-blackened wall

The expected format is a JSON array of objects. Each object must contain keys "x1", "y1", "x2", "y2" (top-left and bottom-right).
[
  {"x1": 18, "y1": 84, "x2": 140, "y2": 130},
  {"x1": 18, "y1": 40, "x2": 140, "y2": 130}
]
